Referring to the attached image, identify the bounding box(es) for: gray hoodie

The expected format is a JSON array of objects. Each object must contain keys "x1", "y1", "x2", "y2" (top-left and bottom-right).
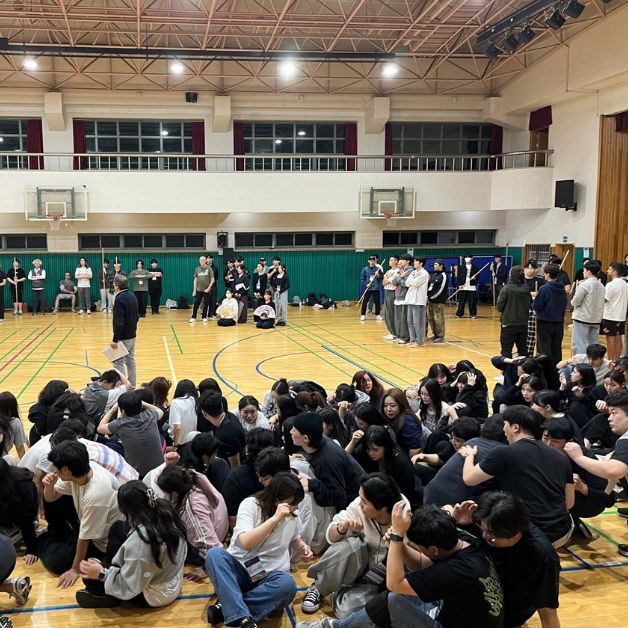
[
  {"x1": 103, "y1": 525, "x2": 186, "y2": 607},
  {"x1": 571, "y1": 277, "x2": 605, "y2": 324}
]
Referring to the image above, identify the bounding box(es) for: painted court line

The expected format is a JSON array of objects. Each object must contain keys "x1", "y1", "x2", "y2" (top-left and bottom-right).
[
  {"x1": 0, "y1": 328, "x2": 58, "y2": 386},
  {"x1": 211, "y1": 333, "x2": 267, "y2": 396},
  {"x1": 170, "y1": 323, "x2": 184, "y2": 354},
  {"x1": 162, "y1": 336, "x2": 178, "y2": 385},
  {"x1": 0, "y1": 322, "x2": 55, "y2": 373},
  {"x1": 321, "y1": 345, "x2": 399, "y2": 388}
]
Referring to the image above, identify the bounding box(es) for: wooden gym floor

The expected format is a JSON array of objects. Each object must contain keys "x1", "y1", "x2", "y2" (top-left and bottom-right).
[{"x1": 0, "y1": 304, "x2": 626, "y2": 626}]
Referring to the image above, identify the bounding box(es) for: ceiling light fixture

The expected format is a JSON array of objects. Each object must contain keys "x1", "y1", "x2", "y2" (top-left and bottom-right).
[
  {"x1": 275, "y1": 139, "x2": 282, "y2": 144},
  {"x1": 545, "y1": 8, "x2": 566, "y2": 30},
  {"x1": 297, "y1": 130, "x2": 306, "y2": 136},
  {"x1": 278, "y1": 59, "x2": 298, "y2": 78},
  {"x1": 519, "y1": 24, "x2": 537, "y2": 44},
  {"x1": 170, "y1": 60, "x2": 185, "y2": 74},
  {"x1": 484, "y1": 43, "x2": 503, "y2": 59},
  {"x1": 161, "y1": 130, "x2": 169, "y2": 136},
  {"x1": 502, "y1": 32, "x2": 520, "y2": 52},
  {"x1": 382, "y1": 62, "x2": 398, "y2": 78},
  {"x1": 563, "y1": 0, "x2": 585, "y2": 18},
  {"x1": 23, "y1": 56, "x2": 38, "y2": 70}
]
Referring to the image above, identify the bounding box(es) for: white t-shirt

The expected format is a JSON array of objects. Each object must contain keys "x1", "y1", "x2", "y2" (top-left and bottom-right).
[
  {"x1": 168, "y1": 396, "x2": 198, "y2": 445},
  {"x1": 1, "y1": 417, "x2": 27, "y2": 453},
  {"x1": 463, "y1": 263, "x2": 476, "y2": 291},
  {"x1": 18, "y1": 433, "x2": 52, "y2": 473},
  {"x1": 604, "y1": 278, "x2": 628, "y2": 322},
  {"x1": 237, "y1": 412, "x2": 270, "y2": 432},
  {"x1": 55, "y1": 462, "x2": 122, "y2": 551},
  {"x1": 75, "y1": 267, "x2": 92, "y2": 288},
  {"x1": 228, "y1": 496, "x2": 301, "y2": 573}
]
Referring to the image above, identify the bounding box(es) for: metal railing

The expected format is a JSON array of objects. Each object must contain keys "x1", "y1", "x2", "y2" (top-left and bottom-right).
[{"x1": 0, "y1": 149, "x2": 553, "y2": 173}]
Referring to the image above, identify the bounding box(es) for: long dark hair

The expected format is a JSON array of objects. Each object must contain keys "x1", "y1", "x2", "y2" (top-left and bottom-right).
[
  {"x1": 0, "y1": 391, "x2": 20, "y2": 419},
  {"x1": 51, "y1": 392, "x2": 86, "y2": 416},
  {"x1": 319, "y1": 407, "x2": 349, "y2": 447},
  {"x1": 173, "y1": 379, "x2": 198, "y2": 399},
  {"x1": 117, "y1": 480, "x2": 187, "y2": 569},
  {"x1": 364, "y1": 425, "x2": 399, "y2": 471},
  {"x1": 276, "y1": 395, "x2": 300, "y2": 421},
  {"x1": 38, "y1": 380, "x2": 69, "y2": 406},
  {"x1": 0, "y1": 458, "x2": 33, "y2": 521},
  {"x1": 254, "y1": 471, "x2": 304, "y2": 522},
  {"x1": 351, "y1": 370, "x2": 385, "y2": 406},
  {"x1": 157, "y1": 466, "x2": 218, "y2": 510},
  {"x1": 417, "y1": 378, "x2": 443, "y2": 422},
  {"x1": 426, "y1": 363, "x2": 453, "y2": 384},
  {"x1": 296, "y1": 390, "x2": 327, "y2": 412},
  {"x1": 142, "y1": 377, "x2": 172, "y2": 407}
]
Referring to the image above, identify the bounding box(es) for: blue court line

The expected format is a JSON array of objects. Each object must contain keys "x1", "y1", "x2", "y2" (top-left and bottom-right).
[
  {"x1": 255, "y1": 352, "x2": 310, "y2": 382},
  {"x1": 321, "y1": 345, "x2": 400, "y2": 388},
  {"x1": 211, "y1": 333, "x2": 266, "y2": 396},
  {"x1": 561, "y1": 561, "x2": 628, "y2": 572},
  {"x1": 285, "y1": 604, "x2": 297, "y2": 627},
  {"x1": 563, "y1": 547, "x2": 593, "y2": 569},
  {"x1": 0, "y1": 586, "x2": 310, "y2": 615}
]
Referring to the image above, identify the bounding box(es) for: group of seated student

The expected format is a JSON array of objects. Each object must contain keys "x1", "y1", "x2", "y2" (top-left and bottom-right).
[{"x1": 1, "y1": 353, "x2": 628, "y2": 628}]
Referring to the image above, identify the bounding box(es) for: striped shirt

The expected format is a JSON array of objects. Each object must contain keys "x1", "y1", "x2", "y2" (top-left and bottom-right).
[{"x1": 79, "y1": 438, "x2": 139, "y2": 484}]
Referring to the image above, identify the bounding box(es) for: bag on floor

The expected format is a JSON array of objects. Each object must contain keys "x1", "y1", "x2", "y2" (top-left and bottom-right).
[
  {"x1": 177, "y1": 296, "x2": 190, "y2": 309},
  {"x1": 165, "y1": 299, "x2": 178, "y2": 309}
]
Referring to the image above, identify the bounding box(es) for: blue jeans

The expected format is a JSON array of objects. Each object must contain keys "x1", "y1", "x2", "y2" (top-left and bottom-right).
[
  {"x1": 334, "y1": 593, "x2": 442, "y2": 628},
  {"x1": 204, "y1": 547, "x2": 296, "y2": 625}
]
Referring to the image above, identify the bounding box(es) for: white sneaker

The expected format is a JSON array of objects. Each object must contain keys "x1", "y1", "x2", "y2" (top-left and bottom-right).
[
  {"x1": 202, "y1": 318, "x2": 208, "y2": 323},
  {"x1": 383, "y1": 334, "x2": 395, "y2": 340},
  {"x1": 86, "y1": 310, "x2": 91, "y2": 315},
  {"x1": 397, "y1": 339, "x2": 407, "y2": 344},
  {"x1": 78, "y1": 310, "x2": 84, "y2": 315},
  {"x1": 375, "y1": 315, "x2": 383, "y2": 321},
  {"x1": 188, "y1": 317, "x2": 196, "y2": 323},
  {"x1": 360, "y1": 315, "x2": 365, "y2": 321}
]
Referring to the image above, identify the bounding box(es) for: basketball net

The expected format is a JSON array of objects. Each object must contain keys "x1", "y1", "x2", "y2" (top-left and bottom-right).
[
  {"x1": 49, "y1": 214, "x2": 62, "y2": 231},
  {"x1": 384, "y1": 211, "x2": 398, "y2": 227}
]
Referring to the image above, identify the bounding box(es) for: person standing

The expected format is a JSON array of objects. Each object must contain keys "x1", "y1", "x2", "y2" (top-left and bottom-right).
[
  {"x1": 148, "y1": 259, "x2": 164, "y2": 315},
  {"x1": 267, "y1": 256, "x2": 282, "y2": 285},
  {"x1": 53, "y1": 272, "x2": 77, "y2": 313},
  {"x1": 491, "y1": 255, "x2": 508, "y2": 301},
  {"x1": 111, "y1": 275, "x2": 139, "y2": 388},
  {"x1": 28, "y1": 258, "x2": 47, "y2": 315},
  {"x1": 75, "y1": 257, "x2": 93, "y2": 315},
  {"x1": 189, "y1": 256, "x2": 214, "y2": 324},
  {"x1": 601, "y1": 262, "x2": 628, "y2": 362},
  {"x1": 360, "y1": 256, "x2": 383, "y2": 322},
  {"x1": 272, "y1": 264, "x2": 290, "y2": 327},
  {"x1": 0, "y1": 263, "x2": 6, "y2": 321},
  {"x1": 252, "y1": 263, "x2": 269, "y2": 309},
  {"x1": 206, "y1": 254, "x2": 219, "y2": 318},
  {"x1": 427, "y1": 259, "x2": 448, "y2": 343},
  {"x1": 496, "y1": 266, "x2": 532, "y2": 358},
  {"x1": 454, "y1": 255, "x2": 480, "y2": 319},
  {"x1": 533, "y1": 263, "x2": 568, "y2": 368},
  {"x1": 390, "y1": 254, "x2": 413, "y2": 345},
  {"x1": 223, "y1": 259, "x2": 236, "y2": 295},
  {"x1": 128, "y1": 260, "x2": 151, "y2": 318},
  {"x1": 98, "y1": 258, "x2": 115, "y2": 313},
  {"x1": 570, "y1": 260, "x2": 605, "y2": 355},
  {"x1": 382, "y1": 255, "x2": 399, "y2": 341},
  {"x1": 523, "y1": 260, "x2": 544, "y2": 357},
  {"x1": 234, "y1": 264, "x2": 251, "y2": 324},
  {"x1": 7, "y1": 258, "x2": 26, "y2": 315},
  {"x1": 404, "y1": 256, "x2": 429, "y2": 347}
]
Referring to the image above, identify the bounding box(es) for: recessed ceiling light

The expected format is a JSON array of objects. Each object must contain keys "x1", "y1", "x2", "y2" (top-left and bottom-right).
[
  {"x1": 0, "y1": 137, "x2": 4, "y2": 143},
  {"x1": 297, "y1": 130, "x2": 306, "y2": 136},
  {"x1": 275, "y1": 139, "x2": 282, "y2": 144},
  {"x1": 278, "y1": 60, "x2": 297, "y2": 78},
  {"x1": 23, "y1": 56, "x2": 38, "y2": 70},
  {"x1": 170, "y1": 61, "x2": 185, "y2": 74},
  {"x1": 382, "y1": 62, "x2": 398, "y2": 78},
  {"x1": 161, "y1": 130, "x2": 169, "y2": 136}
]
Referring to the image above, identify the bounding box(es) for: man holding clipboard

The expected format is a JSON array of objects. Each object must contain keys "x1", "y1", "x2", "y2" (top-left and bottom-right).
[{"x1": 107, "y1": 275, "x2": 139, "y2": 387}]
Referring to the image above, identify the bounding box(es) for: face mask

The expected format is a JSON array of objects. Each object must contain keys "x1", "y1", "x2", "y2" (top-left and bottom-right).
[{"x1": 464, "y1": 257, "x2": 471, "y2": 263}]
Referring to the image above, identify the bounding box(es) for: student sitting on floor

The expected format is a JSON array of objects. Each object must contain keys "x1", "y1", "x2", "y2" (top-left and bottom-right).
[
  {"x1": 181, "y1": 432, "x2": 231, "y2": 493},
  {"x1": 204, "y1": 472, "x2": 312, "y2": 628},
  {"x1": 27, "y1": 379, "x2": 69, "y2": 445},
  {"x1": 0, "y1": 533, "x2": 32, "y2": 607},
  {"x1": 0, "y1": 391, "x2": 28, "y2": 461},
  {"x1": 166, "y1": 379, "x2": 199, "y2": 450},
  {"x1": 236, "y1": 396, "x2": 270, "y2": 432},
  {"x1": 75, "y1": 480, "x2": 187, "y2": 609},
  {"x1": 216, "y1": 290, "x2": 239, "y2": 327}
]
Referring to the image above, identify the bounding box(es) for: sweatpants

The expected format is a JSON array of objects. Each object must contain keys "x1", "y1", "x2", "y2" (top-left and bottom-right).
[
  {"x1": 500, "y1": 325, "x2": 528, "y2": 358},
  {"x1": 384, "y1": 290, "x2": 396, "y2": 336},
  {"x1": 427, "y1": 302, "x2": 445, "y2": 339},
  {"x1": 407, "y1": 304, "x2": 426, "y2": 344},
  {"x1": 571, "y1": 320, "x2": 600, "y2": 355},
  {"x1": 394, "y1": 304, "x2": 409, "y2": 342},
  {"x1": 456, "y1": 290, "x2": 477, "y2": 317},
  {"x1": 274, "y1": 291, "x2": 288, "y2": 323},
  {"x1": 361, "y1": 290, "x2": 381, "y2": 316},
  {"x1": 536, "y1": 319, "x2": 565, "y2": 367}
]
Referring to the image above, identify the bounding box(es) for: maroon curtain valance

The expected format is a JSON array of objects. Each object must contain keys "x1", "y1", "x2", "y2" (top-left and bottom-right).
[
  {"x1": 344, "y1": 122, "x2": 357, "y2": 171},
  {"x1": 529, "y1": 106, "x2": 552, "y2": 131},
  {"x1": 233, "y1": 121, "x2": 245, "y2": 171},
  {"x1": 191, "y1": 121, "x2": 206, "y2": 171},
  {"x1": 73, "y1": 119, "x2": 87, "y2": 170},
  {"x1": 26, "y1": 119, "x2": 44, "y2": 170},
  {"x1": 615, "y1": 111, "x2": 628, "y2": 132},
  {"x1": 489, "y1": 124, "x2": 503, "y2": 170}
]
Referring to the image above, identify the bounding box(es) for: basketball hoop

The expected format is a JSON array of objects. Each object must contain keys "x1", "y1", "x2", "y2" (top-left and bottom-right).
[
  {"x1": 48, "y1": 214, "x2": 63, "y2": 231},
  {"x1": 384, "y1": 211, "x2": 399, "y2": 226}
]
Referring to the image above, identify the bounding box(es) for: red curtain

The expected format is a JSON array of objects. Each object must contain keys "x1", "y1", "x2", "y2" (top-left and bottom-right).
[
  {"x1": 233, "y1": 121, "x2": 245, "y2": 171},
  {"x1": 73, "y1": 119, "x2": 87, "y2": 170},
  {"x1": 529, "y1": 106, "x2": 552, "y2": 131},
  {"x1": 489, "y1": 124, "x2": 503, "y2": 170},
  {"x1": 615, "y1": 111, "x2": 628, "y2": 132},
  {"x1": 191, "y1": 121, "x2": 206, "y2": 171},
  {"x1": 26, "y1": 119, "x2": 44, "y2": 170},
  {"x1": 344, "y1": 122, "x2": 357, "y2": 171},
  {"x1": 384, "y1": 122, "x2": 393, "y2": 171}
]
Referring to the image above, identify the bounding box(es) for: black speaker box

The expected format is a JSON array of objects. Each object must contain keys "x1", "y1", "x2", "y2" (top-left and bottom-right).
[
  {"x1": 217, "y1": 232, "x2": 228, "y2": 248},
  {"x1": 555, "y1": 180, "x2": 576, "y2": 210}
]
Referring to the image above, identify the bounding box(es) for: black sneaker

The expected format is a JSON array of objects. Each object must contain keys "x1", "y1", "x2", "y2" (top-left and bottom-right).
[
  {"x1": 0, "y1": 617, "x2": 14, "y2": 628},
  {"x1": 618, "y1": 507, "x2": 628, "y2": 519},
  {"x1": 76, "y1": 589, "x2": 121, "y2": 608},
  {"x1": 574, "y1": 519, "x2": 594, "y2": 541},
  {"x1": 239, "y1": 619, "x2": 258, "y2": 628},
  {"x1": 618, "y1": 544, "x2": 628, "y2": 557},
  {"x1": 301, "y1": 585, "x2": 322, "y2": 614},
  {"x1": 206, "y1": 602, "x2": 224, "y2": 625}
]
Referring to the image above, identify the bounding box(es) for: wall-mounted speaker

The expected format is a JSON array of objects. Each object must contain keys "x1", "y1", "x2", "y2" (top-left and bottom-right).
[
  {"x1": 185, "y1": 91, "x2": 198, "y2": 103},
  {"x1": 555, "y1": 180, "x2": 577, "y2": 211},
  {"x1": 217, "y1": 232, "x2": 228, "y2": 248}
]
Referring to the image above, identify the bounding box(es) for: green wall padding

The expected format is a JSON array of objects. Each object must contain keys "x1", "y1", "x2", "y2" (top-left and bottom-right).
[{"x1": 0, "y1": 246, "x2": 519, "y2": 308}]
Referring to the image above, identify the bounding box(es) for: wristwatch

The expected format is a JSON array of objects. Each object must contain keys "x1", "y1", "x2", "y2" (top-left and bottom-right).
[
  {"x1": 388, "y1": 532, "x2": 404, "y2": 543},
  {"x1": 98, "y1": 569, "x2": 106, "y2": 582}
]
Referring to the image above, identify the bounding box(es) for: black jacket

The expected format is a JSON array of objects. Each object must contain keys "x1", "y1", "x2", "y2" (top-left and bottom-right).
[
  {"x1": 271, "y1": 273, "x2": 290, "y2": 294},
  {"x1": 455, "y1": 264, "x2": 480, "y2": 288},
  {"x1": 456, "y1": 386, "x2": 489, "y2": 419},
  {"x1": 233, "y1": 271, "x2": 250, "y2": 299},
  {"x1": 0, "y1": 472, "x2": 39, "y2": 556},
  {"x1": 428, "y1": 271, "x2": 448, "y2": 303},
  {"x1": 112, "y1": 289, "x2": 139, "y2": 342},
  {"x1": 253, "y1": 272, "x2": 268, "y2": 295},
  {"x1": 492, "y1": 262, "x2": 509, "y2": 286}
]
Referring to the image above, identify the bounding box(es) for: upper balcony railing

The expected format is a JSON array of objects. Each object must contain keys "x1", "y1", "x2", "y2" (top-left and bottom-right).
[{"x1": 0, "y1": 149, "x2": 553, "y2": 173}]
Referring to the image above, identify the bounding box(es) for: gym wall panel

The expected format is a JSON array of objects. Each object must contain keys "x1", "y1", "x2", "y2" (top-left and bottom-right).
[{"x1": 0, "y1": 247, "x2": 518, "y2": 309}]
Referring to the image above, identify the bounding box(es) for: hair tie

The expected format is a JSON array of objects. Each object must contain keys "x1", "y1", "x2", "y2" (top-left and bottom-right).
[{"x1": 146, "y1": 488, "x2": 157, "y2": 508}]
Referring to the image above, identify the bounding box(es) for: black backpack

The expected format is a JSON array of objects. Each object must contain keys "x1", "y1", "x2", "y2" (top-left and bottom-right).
[
  {"x1": 177, "y1": 296, "x2": 190, "y2": 309},
  {"x1": 306, "y1": 292, "x2": 318, "y2": 306}
]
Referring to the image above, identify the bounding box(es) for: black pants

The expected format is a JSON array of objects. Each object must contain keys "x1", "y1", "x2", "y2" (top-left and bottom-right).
[
  {"x1": 256, "y1": 319, "x2": 274, "y2": 329},
  {"x1": 208, "y1": 286, "x2": 218, "y2": 317},
  {"x1": 217, "y1": 318, "x2": 236, "y2": 327},
  {"x1": 237, "y1": 295, "x2": 249, "y2": 323},
  {"x1": 456, "y1": 290, "x2": 477, "y2": 317},
  {"x1": 536, "y1": 319, "x2": 564, "y2": 367},
  {"x1": 32, "y1": 289, "x2": 46, "y2": 313},
  {"x1": 192, "y1": 291, "x2": 210, "y2": 319},
  {"x1": 149, "y1": 287, "x2": 162, "y2": 314},
  {"x1": 361, "y1": 290, "x2": 381, "y2": 316},
  {"x1": 500, "y1": 325, "x2": 528, "y2": 358},
  {"x1": 135, "y1": 291, "x2": 148, "y2": 316},
  {"x1": 0, "y1": 295, "x2": 3, "y2": 320}
]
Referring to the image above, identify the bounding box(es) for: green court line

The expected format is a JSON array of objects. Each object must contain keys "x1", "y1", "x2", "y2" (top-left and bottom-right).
[
  {"x1": 585, "y1": 523, "x2": 622, "y2": 547},
  {"x1": 0, "y1": 329, "x2": 37, "y2": 362},
  {"x1": 171, "y1": 323, "x2": 184, "y2": 354},
  {"x1": 0, "y1": 330, "x2": 20, "y2": 345},
  {"x1": 0, "y1": 328, "x2": 57, "y2": 386},
  {"x1": 18, "y1": 329, "x2": 74, "y2": 399},
  {"x1": 297, "y1": 320, "x2": 423, "y2": 384},
  {"x1": 599, "y1": 508, "x2": 618, "y2": 516},
  {"x1": 274, "y1": 327, "x2": 354, "y2": 378}
]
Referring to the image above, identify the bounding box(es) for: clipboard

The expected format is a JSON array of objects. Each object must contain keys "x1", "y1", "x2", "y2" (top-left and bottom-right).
[{"x1": 103, "y1": 343, "x2": 129, "y2": 362}]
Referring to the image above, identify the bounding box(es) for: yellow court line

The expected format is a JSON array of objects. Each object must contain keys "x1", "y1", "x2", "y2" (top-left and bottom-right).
[{"x1": 162, "y1": 335, "x2": 178, "y2": 385}]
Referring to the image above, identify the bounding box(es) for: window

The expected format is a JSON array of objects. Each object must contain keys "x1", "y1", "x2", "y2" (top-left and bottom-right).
[
  {"x1": 0, "y1": 118, "x2": 29, "y2": 169},
  {"x1": 80, "y1": 233, "x2": 205, "y2": 250},
  {"x1": 234, "y1": 232, "x2": 353, "y2": 249},
  {"x1": 81, "y1": 119, "x2": 196, "y2": 171},
  {"x1": 383, "y1": 230, "x2": 496, "y2": 247},
  {"x1": 1, "y1": 234, "x2": 47, "y2": 250},
  {"x1": 242, "y1": 122, "x2": 348, "y2": 171}
]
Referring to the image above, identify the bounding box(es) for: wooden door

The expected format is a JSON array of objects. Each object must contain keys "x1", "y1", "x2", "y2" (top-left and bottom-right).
[
  {"x1": 552, "y1": 243, "x2": 575, "y2": 280},
  {"x1": 529, "y1": 128, "x2": 549, "y2": 166}
]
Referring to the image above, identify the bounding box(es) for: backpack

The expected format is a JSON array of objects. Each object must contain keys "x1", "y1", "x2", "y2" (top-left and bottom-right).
[
  {"x1": 290, "y1": 295, "x2": 302, "y2": 307},
  {"x1": 177, "y1": 296, "x2": 190, "y2": 309},
  {"x1": 319, "y1": 294, "x2": 330, "y2": 305},
  {"x1": 306, "y1": 292, "x2": 318, "y2": 306},
  {"x1": 82, "y1": 382, "x2": 109, "y2": 424}
]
